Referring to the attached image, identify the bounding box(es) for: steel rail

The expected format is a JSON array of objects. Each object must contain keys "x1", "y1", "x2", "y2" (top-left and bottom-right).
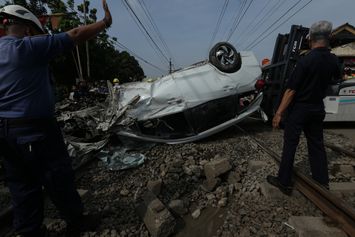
[
  {"x1": 235, "y1": 125, "x2": 355, "y2": 237},
  {"x1": 325, "y1": 142, "x2": 355, "y2": 159}
]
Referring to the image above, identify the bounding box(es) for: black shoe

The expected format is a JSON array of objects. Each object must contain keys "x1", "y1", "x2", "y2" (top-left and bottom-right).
[
  {"x1": 66, "y1": 213, "x2": 101, "y2": 237},
  {"x1": 267, "y1": 175, "x2": 293, "y2": 196}
]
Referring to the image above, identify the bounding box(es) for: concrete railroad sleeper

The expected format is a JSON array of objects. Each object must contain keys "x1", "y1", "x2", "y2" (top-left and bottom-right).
[
  {"x1": 0, "y1": 153, "x2": 98, "y2": 236},
  {"x1": 235, "y1": 125, "x2": 355, "y2": 237}
]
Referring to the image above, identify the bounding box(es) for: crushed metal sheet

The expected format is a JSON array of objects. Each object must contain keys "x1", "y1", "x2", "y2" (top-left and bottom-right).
[{"x1": 68, "y1": 139, "x2": 109, "y2": 157}]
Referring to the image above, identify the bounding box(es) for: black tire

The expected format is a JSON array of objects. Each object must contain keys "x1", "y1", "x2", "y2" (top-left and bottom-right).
[{"x1": 209, "y1": 42, "x2": 242, "y2": 73}]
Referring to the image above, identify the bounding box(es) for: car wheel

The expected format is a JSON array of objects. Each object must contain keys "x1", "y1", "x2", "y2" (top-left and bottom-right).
[{"x1": 209, "y1": 42, "x2": 241, "y2": 73}]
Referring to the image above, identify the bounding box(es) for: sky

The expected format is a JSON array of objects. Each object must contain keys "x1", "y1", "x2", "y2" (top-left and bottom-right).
[{"x1": 2, "y1": 0, "x2": 355, "y2": 77}]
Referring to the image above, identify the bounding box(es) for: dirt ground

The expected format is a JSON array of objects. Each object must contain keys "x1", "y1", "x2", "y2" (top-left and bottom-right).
[{"x1": 2, "y1": 118, "x2": 354, "y2": 237}]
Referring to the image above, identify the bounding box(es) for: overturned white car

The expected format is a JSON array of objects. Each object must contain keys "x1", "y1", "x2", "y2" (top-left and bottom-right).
[{"x1": 115, "y1": 42, "x2": 265, "y2": 144}]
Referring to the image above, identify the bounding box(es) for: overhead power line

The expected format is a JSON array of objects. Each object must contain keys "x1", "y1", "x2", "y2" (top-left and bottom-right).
[
  {"x1": 226, "y1": 0, "x2": 255, "y2": 41},
  {"x1": 114, "y1": 40, "x2": 166, "y2": 73},
  {"x1": 137, "y1": 0, "x2": 177, "y2": 67},
  {"x1": 209, "y1": 0, "x2": 229, "y2": 49},
  {"x1": 243, "y1": 0, "x2": 304, "y2": 50},
  {"x1": 246, "y1": 0, "x2": 313, "y2": 50},
  {"x1": 121, "y1": 0, "x2": 167, "y2": 67},
  {"x1": 244, "y1": 0, "x2": 286, "y2": 41},
  {"x1": 234, "y1": 0, "x2": 274, "y2": 46},
  {"x1": 122, "y1": 0, "x2": 170, "y2": 64},
  {"x1": 224, "y1": 0, "x2": 247, "y2": 40}
]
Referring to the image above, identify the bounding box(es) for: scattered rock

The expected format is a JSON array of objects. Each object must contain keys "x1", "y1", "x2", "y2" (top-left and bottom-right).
[
  {"x1": 204, "y1": 158, "x2": 232, "y2": 179},
  {"x1": 168, "y1": 200, "x2": 188, "y2": 216},
  {"x1": 147, "y1": 179, "x2": 163, "y2": 196},
  {"x1": 227, "y1": 171, "x2": 242, "y2": 184},
  {"x1": 120, "y1": 189, "x2": 130, "y2": 196},
  {"x1": 248, "y1": 160, "x2": 267, "y2": 172},
  {"x1": 136, "y1": 191, "x2": 176, "y2": 237},
  {"x1": 202, "y1": 177, "x2": 221, "y2": 192},
  {"x1": 206, "y1": 193, "x2": 215, "y2": 200},
  {"x1": 191, "y1": 209, "x2": 201, "y2": 219},
  {"x1": 218, "y1": 198, "x2": 228, "y2": 207}
]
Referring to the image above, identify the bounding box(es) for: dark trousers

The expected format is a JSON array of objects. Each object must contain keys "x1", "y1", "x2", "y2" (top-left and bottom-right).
[
  {"x1": 278, "y1": 103, "x2": 329, "y2": 186},
  {"x1": 0, "y1": 119, "x2": 83, "y2": 234}
]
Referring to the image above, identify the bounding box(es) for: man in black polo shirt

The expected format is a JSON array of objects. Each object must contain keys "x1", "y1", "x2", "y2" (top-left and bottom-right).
[{"x1": 267, "y1": 21, "x2": 341, "y2": 195}]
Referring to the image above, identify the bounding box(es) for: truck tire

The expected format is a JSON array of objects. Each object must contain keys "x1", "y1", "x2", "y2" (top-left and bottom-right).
[{"x1": 209, "y1": 42, "x2": 241, "y2": 73}]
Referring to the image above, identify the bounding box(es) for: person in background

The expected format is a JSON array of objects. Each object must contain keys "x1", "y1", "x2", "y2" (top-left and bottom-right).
[
  {"x1": 112, "y1": 78, "x2": 121, "y2": 93},
  {"x1": 267, "y1": 20, "x2": 341, "y2": 195},
  {"x1": 78, "y1": 80, "x2": 89, "y2": 98},
  {"x1": 0, "y1": 1, "x2": 112, "y2": 236},
  {"x1": 69, "y1": 85, "x2": 80, "y2": 101}
]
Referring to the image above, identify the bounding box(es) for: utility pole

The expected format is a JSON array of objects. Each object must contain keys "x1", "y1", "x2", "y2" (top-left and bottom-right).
[
  {"x1": 83, "y1": 0, "x2": 90, "y2": 79},
  {"x1": 169, "y1": 59, "x2": 172, "y2": 74},
  {"x1": 76, "y1": 46, "x2": 84, "y2": 81}
]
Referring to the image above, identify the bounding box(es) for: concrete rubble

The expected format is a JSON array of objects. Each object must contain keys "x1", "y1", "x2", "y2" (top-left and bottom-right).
[
  {"x1": 136, "y1": 191, "x2": 176, "y2": 237},
  {"x1": 202, "y1": 157, "x2": 232, "y2": 192},
  {"x1": 168, "y1": 200, "x2": 188, "y2": 216},
  {"x1": 147, "y1": 179, "x2": 163, "y2": 196}
]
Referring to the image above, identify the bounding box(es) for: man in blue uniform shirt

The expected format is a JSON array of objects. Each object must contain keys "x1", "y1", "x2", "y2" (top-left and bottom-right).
[
  {"x1": 0, "y1": 1, "x2": 112, "y2": 236},
  {"x1": 267, "y1": 21, "x2": 341, "y2": 195}
]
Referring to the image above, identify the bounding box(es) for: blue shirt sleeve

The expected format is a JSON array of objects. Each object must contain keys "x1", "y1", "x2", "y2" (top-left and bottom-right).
[
  {"x1": 22, "y1": 32, "x2": 74, "y2": 62},
  {"x1": 286, "y1": 60, "x2": 305, "y2": 91}
]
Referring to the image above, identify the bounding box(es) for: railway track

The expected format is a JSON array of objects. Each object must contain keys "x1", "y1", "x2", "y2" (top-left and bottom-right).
[
  {"x1": 235, "y1": 125, "x2": 355, "y2": 236},
  {"x1": 325, "y1": 142, "x2": 355, "y2": 159},
  {"x1": 0, "y1": 121, "x2": 354, "y2": 236}
]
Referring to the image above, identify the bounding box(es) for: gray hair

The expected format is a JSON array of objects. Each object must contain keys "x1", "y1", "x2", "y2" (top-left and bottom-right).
[{"x1": 309, "y1": 20, "x2": 332, "y2": 41}]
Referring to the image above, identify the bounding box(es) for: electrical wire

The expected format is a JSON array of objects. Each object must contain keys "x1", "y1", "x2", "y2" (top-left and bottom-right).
[
  {"x1": 114, "y1": 40, "x2": 166, "y2": 73},
  {"x1": 122, "y1": 0, "x2": 166, "y2": 66},
  {"x1": 138, "y1": 0, "x2": 177, "y2": 67},
  {"x1": 234, "y1": 0, "x2": 274, "y2": 46},
  {"x1": 208, "y1": 0, "x2": 229, "y2": 49},
  {"x1": 246, "y1": 0, "x2": 313, "y2": 50},
  {"x1": 226, "y1": 0, "x2": 255, "y2": 41},
  {"x1": 224, "y1": 0, "x2": 247, "y2": 40},
  {"x1": 245, "y1": 0, "x2": 285, "y2": 40},
  {"x1": 121, "y1": 0, "x2": 169, "y2": 68},
  {"x1": 243, "y1": 0, "x2": 304, "y2": 50},
  {"x1": 238, "y1": 0, "x2": 285, "y2": 49},
  {"x1": 122, "y1": 0, "x2": 170, "y2": 64}
]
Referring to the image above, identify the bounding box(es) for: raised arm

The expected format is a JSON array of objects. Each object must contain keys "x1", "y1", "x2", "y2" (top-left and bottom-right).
[{"x1": 66, "y1": 0, "x2": 112, "y2": 44}]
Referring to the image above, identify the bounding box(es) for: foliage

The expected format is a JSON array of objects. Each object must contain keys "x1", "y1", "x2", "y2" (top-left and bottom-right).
[{"x1": 1, "y1": 0, "x2": 145, "y2": 86}]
